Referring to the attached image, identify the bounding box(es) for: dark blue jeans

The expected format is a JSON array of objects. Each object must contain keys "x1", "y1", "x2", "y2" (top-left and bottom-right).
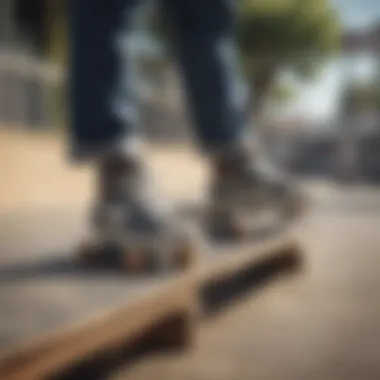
[{"x1": 68, "y1": 0, "x2": 249, "y2": 160}]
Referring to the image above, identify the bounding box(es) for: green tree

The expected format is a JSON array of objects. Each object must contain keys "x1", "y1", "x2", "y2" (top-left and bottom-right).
[
  {"x1": 149, "y1": 0, "x2": 340, "y2": 118},
  {"x1": 239, "y1": 0, "x2": 341, "y2": 116},
  {"x1": 47, "y1": 0, "x2": 67, "y2": 64}
]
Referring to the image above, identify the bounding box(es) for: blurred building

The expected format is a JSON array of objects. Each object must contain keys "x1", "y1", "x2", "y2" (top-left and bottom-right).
[
  {"x1": 277, "y1": 24, "x2": 380, "y2": 182},
  {"x1": 0, "y1": 0, "x2": 191, "y2": 139},
  {"x1": 269, "y1": 113, "x2": 380, "y2": 183},
  {"x1": 343, "y1": 24, "x2": 380, "y2": 54},
  {"x1": 0, "y1": 0, "x2": 63, "y2": 128},
  {"x1": 337, "y1": 25, "x2": 380, "y2": 182}
]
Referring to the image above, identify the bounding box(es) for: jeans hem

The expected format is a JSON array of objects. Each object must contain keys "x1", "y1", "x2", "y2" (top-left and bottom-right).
[{"x1": 69, "y1": 135, "x2": 143, "y2": 164}]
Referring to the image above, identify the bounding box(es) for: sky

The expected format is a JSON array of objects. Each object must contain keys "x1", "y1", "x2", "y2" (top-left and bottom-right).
[
  {"x1": 333, "y1": 0, "x2": 380, "y2": 29},
  {"x1": 288, "y1": 0, "x2": 380, "y2": 124}
]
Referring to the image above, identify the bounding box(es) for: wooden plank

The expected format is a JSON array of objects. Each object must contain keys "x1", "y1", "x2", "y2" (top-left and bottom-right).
[
  {"x1": 200, "y1": 230, "x2": 299, "y2": 283},
  {"x1": 0, "y1": 276, "x2": 195, "y2": 380}
]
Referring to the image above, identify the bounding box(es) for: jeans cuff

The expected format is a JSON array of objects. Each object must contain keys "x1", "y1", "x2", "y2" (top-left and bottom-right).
[
  {"x1": 202, "y1": 129, "x2": 259, "y2": 157},
  {"x1": 69, "y1": 135, "x2": 143, "y2": 164}
]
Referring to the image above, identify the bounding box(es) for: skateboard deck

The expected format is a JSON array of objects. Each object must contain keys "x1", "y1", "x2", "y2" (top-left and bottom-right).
[{"x1": 0, "y1": 207, "x2": 301, "y2": 380}]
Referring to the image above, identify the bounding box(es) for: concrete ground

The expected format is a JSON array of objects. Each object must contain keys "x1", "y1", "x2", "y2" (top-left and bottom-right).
[
  {"x1": 112, "y1": 184, "x2": 380, "y2": 380},
  {"x1": 1, "y1": 131, "x2": 380, "y2": 380}
]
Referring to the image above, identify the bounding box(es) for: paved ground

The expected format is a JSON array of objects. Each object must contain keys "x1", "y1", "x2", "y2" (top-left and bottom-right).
[
  {"x1": 1, "y1": 131, "x2": 380, "y2": 380},
  {"x1": 0, "y1": 130, "x2": 207, "y2": 213},
  {"x1": 112, "y1": 188, "x2": 380, "y2": 379}
]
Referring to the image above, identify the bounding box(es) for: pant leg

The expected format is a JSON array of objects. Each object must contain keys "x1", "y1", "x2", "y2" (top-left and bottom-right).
[
  {"x1": 67, "y1": 0, "x2": 146, "y2": 161},
  {"x1": 160, "y1": 0, "x2": 249, "y2": 152}
]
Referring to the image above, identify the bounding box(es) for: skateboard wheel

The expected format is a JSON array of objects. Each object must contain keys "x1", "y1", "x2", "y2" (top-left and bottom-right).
[
  {"x1": 280, "y1": 243, "x2": 303, "y2": 272},
  {"x1": 121, "y1": 249, "x2": 146, "y2": 272},
  {"x1": 77, "y1": 241, "x2": 99, "y2": 264},
  {"x1": 175, "y1": 242, "x2": 196, "y2": 269}
]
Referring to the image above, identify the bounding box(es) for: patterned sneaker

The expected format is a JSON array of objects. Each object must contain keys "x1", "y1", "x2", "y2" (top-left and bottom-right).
[
  {"x1": 207, "y1": 146, "x2": 306, "y2": 238},
  {"x1": 79, "y1": 153, "x2": 196, "y2": 272}
]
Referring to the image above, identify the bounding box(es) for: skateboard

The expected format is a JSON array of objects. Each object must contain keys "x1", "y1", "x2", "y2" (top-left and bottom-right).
[{"x1": 0, "y1": 201, "x2": 304, "y2": 380}]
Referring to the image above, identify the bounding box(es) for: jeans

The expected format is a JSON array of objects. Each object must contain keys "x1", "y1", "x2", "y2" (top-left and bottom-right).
[{"x1": 68, "y1": 0, "x2": 249, "y2": 160}]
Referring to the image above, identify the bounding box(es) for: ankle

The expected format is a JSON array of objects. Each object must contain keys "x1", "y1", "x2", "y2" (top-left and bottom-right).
[
  {"x1": 99, "y1": 152, "x2": 142, "y2": 178},
  {"x1": 212, "y1": 146, "x2": 255, "y2": 178},
  {"x1": 97, "y1": 152, "x2": 144, "y2": 203}
]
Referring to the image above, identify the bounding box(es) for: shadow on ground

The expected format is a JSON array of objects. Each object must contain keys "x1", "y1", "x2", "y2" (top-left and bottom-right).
[{"x1": 0, "y1": 256, "x2": 155, "y2": 282}]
